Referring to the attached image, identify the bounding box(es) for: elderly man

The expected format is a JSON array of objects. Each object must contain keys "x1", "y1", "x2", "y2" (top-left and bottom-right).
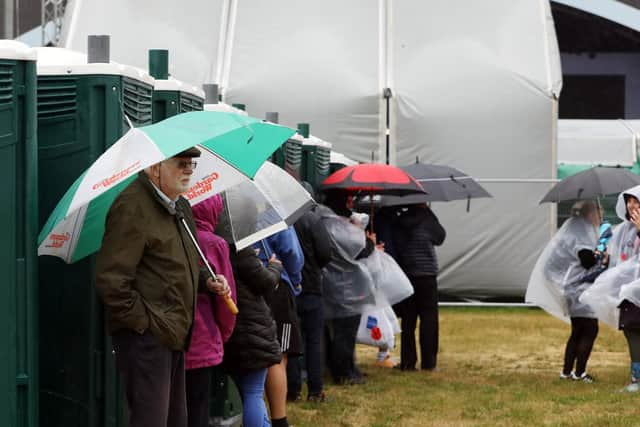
[{"x1": 96, "y1": 147, "x2": 230, "y2": 427}]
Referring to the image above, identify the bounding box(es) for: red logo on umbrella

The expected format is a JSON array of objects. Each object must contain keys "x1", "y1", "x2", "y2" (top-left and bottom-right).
[
  {"x1": 92, "y1": 160, "x2": 142, "y2": 190},
  {"x1": 46, "y1": 232, "x2": 70, "y2": 249},
  {"x1": 184, "y1": 172, "x2": 220, "y2": 200}
]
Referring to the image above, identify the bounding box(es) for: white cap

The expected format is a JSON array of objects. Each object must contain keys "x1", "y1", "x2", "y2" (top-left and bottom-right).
[
  {"x1": 303, "y1": 134, "x2": 332, "y2": 149},
  {"x1": 0, "y1": 40, "x2": 37, "y2": 61},
  {"x1": 203, "y1": 102, "x2": 249, "y2": 116},
  {"x1": 35, "y1": 47, "x2": 154, "y2": 86}
]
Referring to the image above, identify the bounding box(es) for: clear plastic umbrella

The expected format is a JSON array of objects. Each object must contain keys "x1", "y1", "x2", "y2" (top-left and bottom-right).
[{"x1": 216, "y1": 162, "x2": 314, "y2": 250}]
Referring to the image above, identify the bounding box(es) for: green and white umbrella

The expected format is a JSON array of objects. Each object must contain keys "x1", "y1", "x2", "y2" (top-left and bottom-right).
[{"x1": 38, "y1": 111, "x2": 295, "y2": 263}]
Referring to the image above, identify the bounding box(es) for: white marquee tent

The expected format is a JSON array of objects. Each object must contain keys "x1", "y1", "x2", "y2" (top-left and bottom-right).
[{"x1": 63, "y1": 0, "x2": 562, "y2": 299}]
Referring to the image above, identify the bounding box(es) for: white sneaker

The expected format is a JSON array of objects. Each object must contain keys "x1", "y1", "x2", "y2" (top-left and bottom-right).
[
  {"x1": 571, "y1": 372, "x2": 594, "y2": 383},
  {"x1": 620, "y1": 382, "x2": 640, "y2": 393},
  {"x1": 559, "y1": 371, "x2": 573, "y2": 380}
]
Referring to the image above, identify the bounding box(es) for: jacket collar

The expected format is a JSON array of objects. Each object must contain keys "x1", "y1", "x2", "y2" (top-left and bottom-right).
[{"x1": 138, "y1": 172, "x2": 179, "y2": 216}]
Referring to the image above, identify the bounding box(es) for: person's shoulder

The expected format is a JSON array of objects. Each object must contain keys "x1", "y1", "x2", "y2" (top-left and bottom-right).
[{"x1": 110, "y1": 178, "x2": 147, "y2": 212}]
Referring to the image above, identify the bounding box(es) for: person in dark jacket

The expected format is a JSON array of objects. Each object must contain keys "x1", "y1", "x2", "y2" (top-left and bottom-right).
[
  {"x1": 223, "y1": 245, "x2": 283, "y2": 427},
  {"x1": 394, "y1": 203, "x2": 446, "y2": 371},
  {"x1": 287, "y1": 184, "x2": 333, "y2": 402}
]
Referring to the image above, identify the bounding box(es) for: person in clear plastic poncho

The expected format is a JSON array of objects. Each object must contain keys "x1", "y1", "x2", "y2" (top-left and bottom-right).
[
  {"x1": 318, "y1": 191, "x2": 377, "y2": 385},
  {"x1": 526, "y1": 200, "x2": 602, "y2": 382},
  {"x1": 580, "y1": 185, "x2": 640, "y2": 392}
]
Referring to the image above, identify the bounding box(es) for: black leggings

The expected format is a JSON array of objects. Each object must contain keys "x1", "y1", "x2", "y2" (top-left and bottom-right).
[
  {"x1": 562, "y1": 317, "x2": 598, "y2": 376},
  {"x1": 624, "y1": 329, "x2": 640, "y2": 363}
]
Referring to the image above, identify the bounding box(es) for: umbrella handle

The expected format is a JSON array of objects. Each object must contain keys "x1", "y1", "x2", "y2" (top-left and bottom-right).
[{"x1": 179, "y1": 217, "x2": 239, "y2": 315}]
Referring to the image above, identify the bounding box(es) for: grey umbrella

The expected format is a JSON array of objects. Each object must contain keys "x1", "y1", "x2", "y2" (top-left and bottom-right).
[
  {"x1": 401, "y1": 163, "x2": 492, "y2": 202},
  {"x1": 355, "y1": 163, "x2": 491, "y2": 210},
  {"x1": 540, "y1": 166, "x2": 640, "y2": 203}
]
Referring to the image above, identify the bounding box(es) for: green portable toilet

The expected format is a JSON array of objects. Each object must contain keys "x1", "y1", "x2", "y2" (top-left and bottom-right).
[
  {"x1": 298, "y1": 124, "x2": 332, "y2": 190},
  {"x1": 0, "y1": 40, "x2": 38, "y2": 427},
  {"x1": 266, "y1": 113, "x2": 303, "y2": 179},
  {"x1": 35, "y1": 39, "x2": 154, "y2": 427},
  {"x1": 149, "y1": 50, "x2": 204, "y2": 123}
]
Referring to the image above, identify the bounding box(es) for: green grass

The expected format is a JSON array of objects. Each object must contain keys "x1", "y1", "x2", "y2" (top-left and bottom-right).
[{"x1": 287, "y1": 307, "x2": 636, "y2": 427}]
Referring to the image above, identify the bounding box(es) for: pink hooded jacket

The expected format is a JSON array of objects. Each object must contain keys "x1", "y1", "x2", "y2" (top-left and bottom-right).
[{"x1": 186, "y1": 195, "x2": 237, "y2": 369}]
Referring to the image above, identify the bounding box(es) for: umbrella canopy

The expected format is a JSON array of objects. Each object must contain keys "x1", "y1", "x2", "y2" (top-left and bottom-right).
[
  {"x1": 215, "y1": 162, "x2": 314, "y2": 250},
  {"x1": 540, "y1": 166, "x2": 640, "y2": 203},
  {"x1": 357, "y1": 163, "x2": 492, "y2": 207},
  {"x1": 38, "y1": 111, "x2": 295, "y2": 262},
  {"x1": 402, "y1": 163, "x2": 492, "y2": 202},
  {"x1": 320, "y1": 163, "x2": 426, "y2": 196}
]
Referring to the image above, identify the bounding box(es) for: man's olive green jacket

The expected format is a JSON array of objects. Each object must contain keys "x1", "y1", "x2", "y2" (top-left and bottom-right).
[{"x1": 96, "y1": 173, "x2": 204, "y2": 351}]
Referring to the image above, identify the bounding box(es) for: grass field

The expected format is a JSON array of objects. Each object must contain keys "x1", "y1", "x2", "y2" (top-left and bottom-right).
[{"x1": 287, "y1": 307, "x2": 637, "y2": 427}]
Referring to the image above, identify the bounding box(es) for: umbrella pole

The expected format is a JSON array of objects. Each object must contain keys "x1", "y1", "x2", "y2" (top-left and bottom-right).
[
  {"x1": 370, "y1": 191, "x2": 375, "y2": 236},
  {"x1": 179, "y1": 216, "x2": 239, "y2": 315}
]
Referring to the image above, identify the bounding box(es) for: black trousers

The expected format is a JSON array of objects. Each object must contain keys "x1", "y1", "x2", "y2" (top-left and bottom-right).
[
  {"x1": 400, "y1": 275, "x2": 439, "y2": 370},
  {"x1": 186, "y1": 367, "x2": 211, "y2": 427},
  {"x1": 562, "y1": 317, "x2": 598, "y2": 376},
  {"x1": 326, "y1": 314, "x2": 360, "y2": 382},
  {"x1": 112, "y1": 329, "x2": 187, "y2": 427}
]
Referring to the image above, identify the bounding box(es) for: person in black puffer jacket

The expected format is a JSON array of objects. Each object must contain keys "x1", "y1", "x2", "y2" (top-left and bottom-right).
[
  {"x1": 223, "y1": 246, "x2": 282, "y2": 427},
  {"x1": 394, "y1": 203, "x2": 446, "y2": 371}
]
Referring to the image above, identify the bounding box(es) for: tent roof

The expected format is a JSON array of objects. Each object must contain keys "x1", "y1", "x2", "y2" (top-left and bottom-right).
[{"x1": 558, "y1": 119, "x2": 640, "y2": 166}]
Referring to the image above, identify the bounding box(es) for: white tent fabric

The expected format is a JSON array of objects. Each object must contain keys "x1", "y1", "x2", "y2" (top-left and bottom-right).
[
  {"x1": 391, "y1": 0, "x2": 562, "y2": 298},
  {"x1": 558, "y1": 119, "x2": 640, "y2": 167},
  {"x1": 220, "y1": 0, "x2": 382, "y2": 163},
  {"x1": 62, "y1": 0, "x2": 563, "y2": 298},
  {"x1": 61, "y1": 0, "x2": 224, "y2": 85}
]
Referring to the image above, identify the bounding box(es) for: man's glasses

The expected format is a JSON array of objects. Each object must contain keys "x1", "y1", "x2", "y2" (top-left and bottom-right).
[{"x1": 172, "y1": 159, "x2": 198, "y2": 170}]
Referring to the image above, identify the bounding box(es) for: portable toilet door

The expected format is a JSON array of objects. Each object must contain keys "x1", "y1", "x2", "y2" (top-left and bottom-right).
[
  {"x1": 0, "y1": 40, "x2": 38, "y2": 427},
  {"x1": 35, "y1": 43, "x2": 154, "y2": 427},
  {"x1": 301, "y1": 135, "x2": 332, "y2": 190},
  {"x1": 149, "y1": 50, "x2": 204, "y2": 123}
]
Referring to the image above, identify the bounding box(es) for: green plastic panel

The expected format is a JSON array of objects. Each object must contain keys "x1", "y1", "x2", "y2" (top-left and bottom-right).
[
  {"x1": 301, "y1": 144, "x2": 330, "y2": 190},
  {"x1": 37, "y1": 74, "x2": 151, "y2": 427},
  {"x1": 0, "y1": 57, "x2": 38, "y2": 427},
  {"x1": 209, "y1": 366, "x2": 242, "y2": 424},
  {"x1": 152, "y1": 89, "x2": 203, "y2": 123}
]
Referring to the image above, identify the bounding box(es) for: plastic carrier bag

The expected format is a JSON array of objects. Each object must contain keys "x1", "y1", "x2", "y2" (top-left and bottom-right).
[{"x1": 356, "y1": 305, "x2": 400, "y2": 349}]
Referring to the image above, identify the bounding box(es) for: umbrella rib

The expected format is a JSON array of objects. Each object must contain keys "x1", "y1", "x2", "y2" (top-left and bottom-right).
[{"x1": 417, "y1": 176, "x2": 474, "y2": 183}]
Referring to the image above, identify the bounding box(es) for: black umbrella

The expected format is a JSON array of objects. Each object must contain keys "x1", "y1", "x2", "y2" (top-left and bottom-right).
[
  {"x1": 539, "y1": 166, "x2": 640, "y2": 203},
  {"x1": 355, "y1": 163, "x2": 491, "y2": 211}
]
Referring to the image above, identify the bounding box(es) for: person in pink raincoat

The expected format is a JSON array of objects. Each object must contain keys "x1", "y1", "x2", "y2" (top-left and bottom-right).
[{"x1": 186, "y1": 195, "x2": 237, "y2": 427}]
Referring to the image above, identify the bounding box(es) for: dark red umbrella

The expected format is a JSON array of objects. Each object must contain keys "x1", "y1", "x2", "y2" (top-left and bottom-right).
[{"x1": 320, "y1": 163, "x2": 426, "y2": 195}]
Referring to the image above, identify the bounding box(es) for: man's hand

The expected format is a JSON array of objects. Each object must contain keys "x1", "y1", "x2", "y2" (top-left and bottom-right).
[
  {"x1": 207, "y1": 275, "x2": 231, "y2": 297},
  {"x1": 376, "y1": 241, "x2": 385, "y2": 252},
  {"x1": 268, "y1": 253, "x2": 282, "y2": 266}
]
